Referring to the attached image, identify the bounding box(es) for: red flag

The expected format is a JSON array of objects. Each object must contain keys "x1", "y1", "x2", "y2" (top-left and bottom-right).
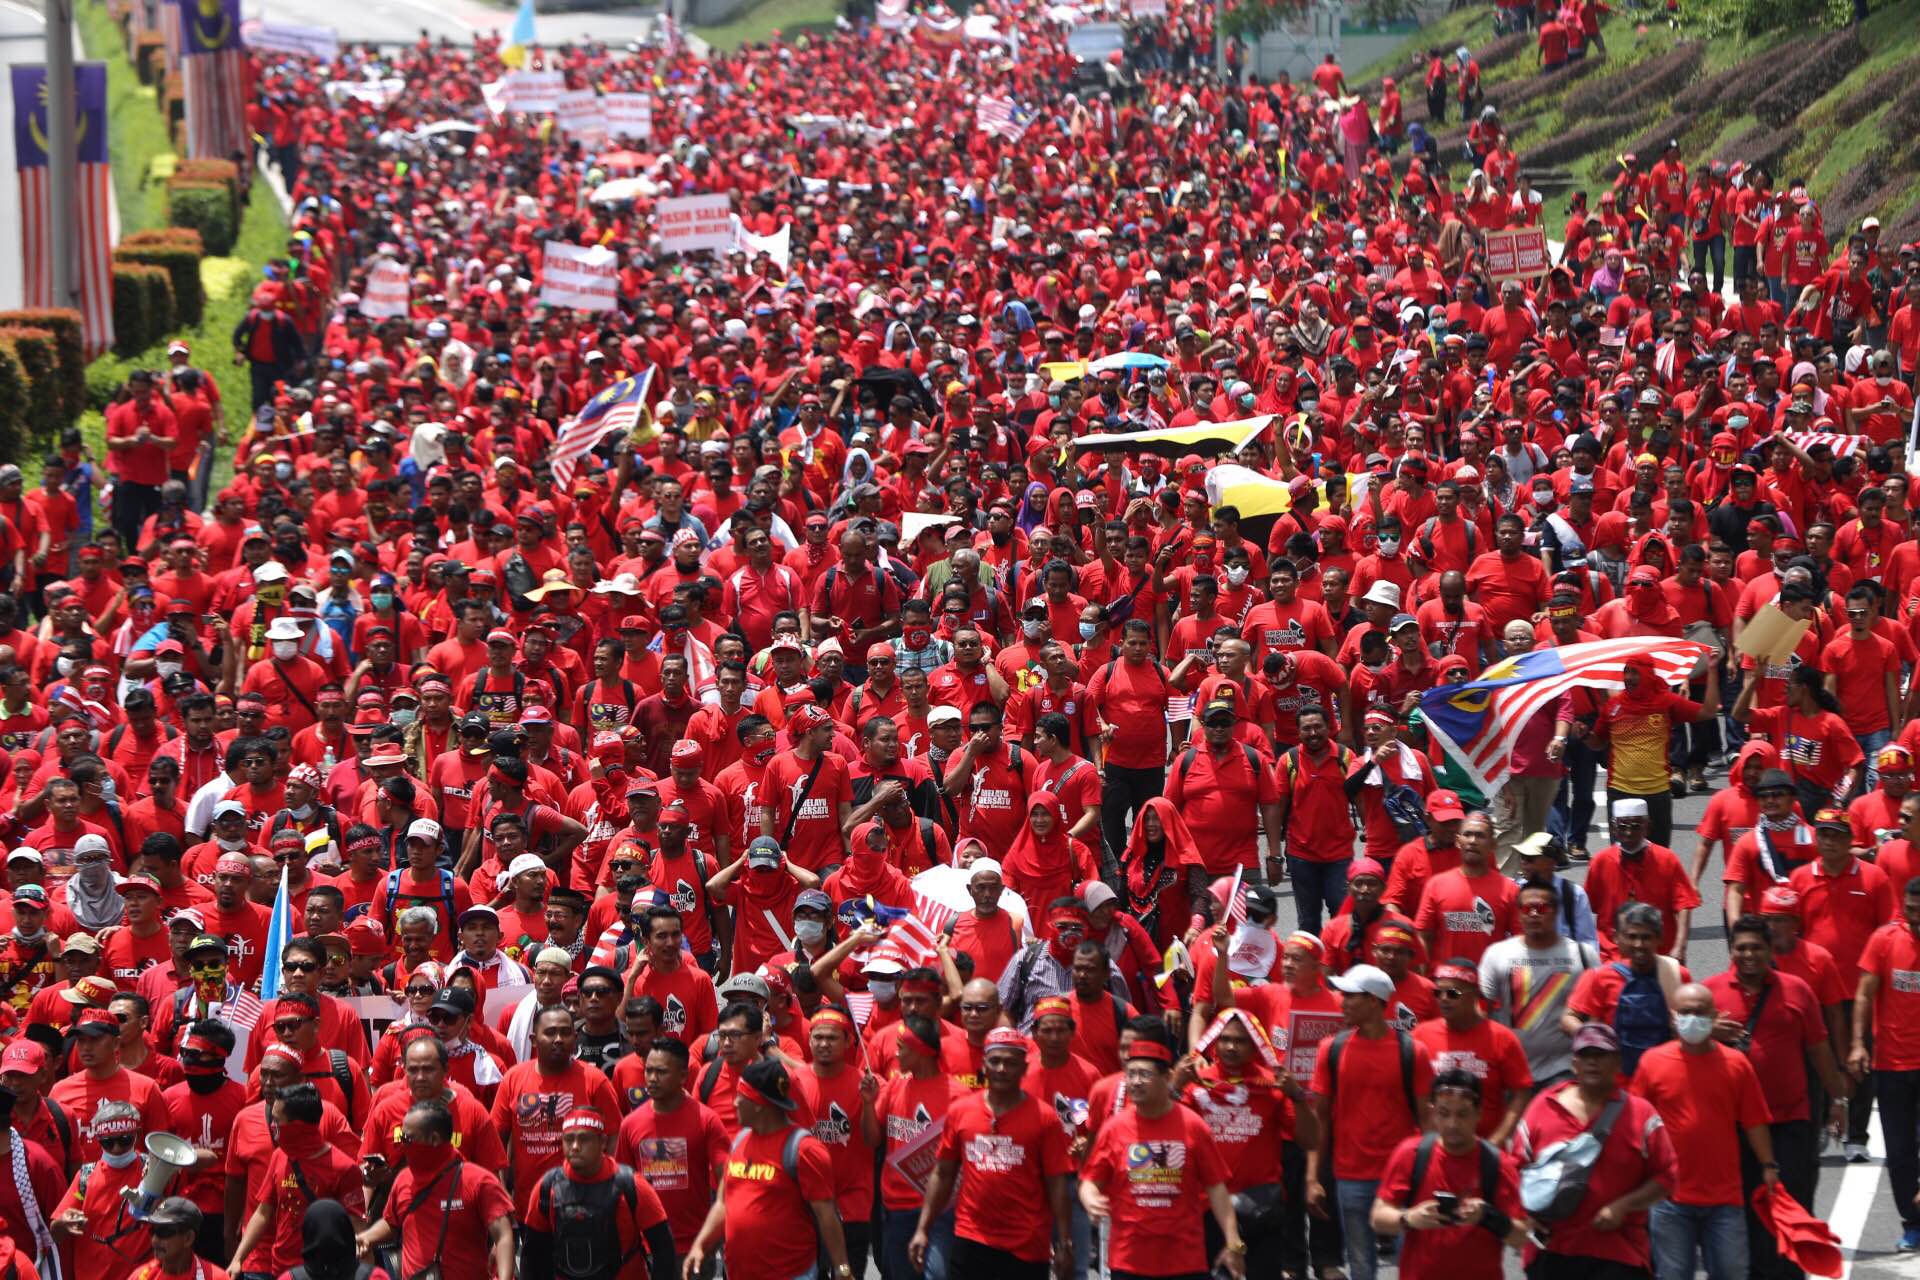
[{"x1": 1750, "y1": 1183, "x2": 1842, "y2": 1278}]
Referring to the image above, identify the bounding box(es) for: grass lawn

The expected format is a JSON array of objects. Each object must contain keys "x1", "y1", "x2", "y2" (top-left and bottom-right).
[
  {"x1": 693, "y1": 0, "x2": 838, "y2": 52},
  {"x1": 66, "y1": 0, "x2": 286, "y2": 490}
]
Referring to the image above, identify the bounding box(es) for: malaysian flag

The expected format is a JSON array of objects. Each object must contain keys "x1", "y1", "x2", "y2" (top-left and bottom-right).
[
  {"x1": 844, "y1": 893, "x2": 954, "y2": 968},
  {"x1": 1419, "y1": 636, "x2": 1709, "y2": 799},
  {"x1": 976, "y1": 95, "x2": 1032, "y2": 141},
  {"x1": 1784, "y1": 430, "x2": 1865, "y2": 457},
  {"x1": 10, "y1": 64, "x2": 114, "y2": 355},
  {"x1": 178, "y1": 0, "x2": 247, "y2": 161},
  {"x1": 552, "y1": 367, "x2": 655, "y2": 488},
  {"x1": 1223, "y1": 866, "x2": 1248, "y2": 927}
]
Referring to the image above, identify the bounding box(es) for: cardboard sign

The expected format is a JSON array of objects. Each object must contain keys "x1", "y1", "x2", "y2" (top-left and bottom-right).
[
  {"x1": 1285, "y1": 1009, "x2": 1345, "y2": 1079},
  {"x1": 885, "y1": 1117, "x2": 945, "y2": 1194},
  {"x1": 1483, "y1": 227, "x2": 1550, "y2": 282},
  {"x1": 539, "y1": 242, "x2": 619, "y2": 311},
  {"x1": 603, "y1": 92, "x2": 652, "y2": 141},
  {"x1": 656, "y1": 194, "x2": 733, "y2": 255}
]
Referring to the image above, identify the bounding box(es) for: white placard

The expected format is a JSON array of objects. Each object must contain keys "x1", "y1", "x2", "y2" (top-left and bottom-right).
[
  {"x1": 324, "y1": 78, "x2": 404, "y2": 108},
  {"x1": 482, "y1": 69, "x2": 564, "y2": 117},
  {"x1": 556, "y1": 90, "x2": 607, "y2": 143},
  {"x1": 728, "y1": 216, "x2": 791, "y2": 271},
  {"x1": 603, "y1": 92, "x2": 652, "y2": 141},
  {"x1": 539, "y1": 241, "x2": 619, "y2": 311},
  {"x1": 245, "y1": 20, "x2": 339, "y2": 60},
  {"x1": 655, "y1": 194, "x2": 733, "y2": 255},
  {"x1": 360, "y1": 259, "x2": 410, "y2": 318}
]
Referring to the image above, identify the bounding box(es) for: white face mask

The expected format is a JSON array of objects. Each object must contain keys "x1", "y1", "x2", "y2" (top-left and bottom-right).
[
  {"x1": 867, "y1": 980, "x2": 897, "y2": 1003},
  {"x1": 794, "y1": 920, "x2": 826, "y2": 945},
  {"x1": 1079, "y1": 622, "x2": 1099, "y2": 641},
  {"x1": 156, "y1": 660, "x2": 183, "y2": 678},
  {"x1": 1377, "y1": 537, "x2": 1401, "y2": 556},
  {"x1": 1226, "y1": 565, "x2": 1250, "y2": 587},
  {"x1": 1021, "y1": 620, "x2": 1045, "y2": 640},
  {"x1": 55, "y1": 657, "x2": 74, "y2": 678},
  {"x1": 271, "y1": 640, "x2": 299, "y2": 661},
  {"x1": 1674, "y1": 1012, "x2": 1715, "y2": 1045},
  {"x1": 101, "y1": 1144, "x2": 142, "y2": 1169}
]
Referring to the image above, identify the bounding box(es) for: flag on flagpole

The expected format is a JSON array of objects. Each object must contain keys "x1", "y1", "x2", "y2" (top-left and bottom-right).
[
  {"x1": 501, "y1": 0, "x2": 538, "y2": 68},
  {"x1": 177, "y1": 0, "x2": 247, "y2": 161},
  {"x1": 551, "y1": 367, "x2": 654, "y2": 488},
  {"x1": 259, "y1": 865, "x2": 294, "y2": 1001},
  {"x1": 1418, "y1": 637, "x2": 1709, "y2": 800},
  {"x1": 10, "y1": 64, "x2": 115, "y2": 355}
]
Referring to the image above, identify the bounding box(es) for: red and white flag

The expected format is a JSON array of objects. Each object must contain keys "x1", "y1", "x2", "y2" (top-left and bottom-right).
[
  {"x1": 976, "y1": 95, "x2": 1032, "y2": 141},
  {"x1": 178, "y1": 0, "x2": 248, "y2": 161},
  {"x1": 10, "y1": 63, "x2": 115, "y2": 355},
  {"x1": 552, "y1": 368, "x2": 654, "y2": 489}
]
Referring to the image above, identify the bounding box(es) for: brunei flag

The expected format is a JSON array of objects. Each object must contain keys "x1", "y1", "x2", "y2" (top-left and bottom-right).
[
  {"x1": 1071, "y1": 414, "x2": 1275, "y2": 460},
  {"x1": 1417, "y1": 637, "x2": 1708, "y2": 800},
  {"x1": 1202, "y1": 462, "x2": 1331, "y2": 542}
]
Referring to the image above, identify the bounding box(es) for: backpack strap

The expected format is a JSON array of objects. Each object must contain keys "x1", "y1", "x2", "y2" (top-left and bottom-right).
[
  {"x1": 1397, "y1": 1028, "x2": 1417, "y2": 1119},
  {"x1": 698, "y1": 1056, "x2": 725, "y2": 1104},
  {"x1": 327, "y1": 1048, "x2": 356, "y2": 1124},
  {"x1": 1478, "y1": 1137, "x2": 1501, "y2": 1203},
  {"x1": 781, "y1": 1126, "x2": 807, "y2": 1181},
  {"x1": 1007, "y1": 940, "x2": 1046, "y2": 1025},
  {"x1": 1402, "y1": 1132, "x2": 1441, "y2": 1208}
]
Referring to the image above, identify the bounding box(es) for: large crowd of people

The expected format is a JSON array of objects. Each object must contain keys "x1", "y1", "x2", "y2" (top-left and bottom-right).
[{"x1": 10, "y1": 0, "x2": 1920, "y2": 1278}]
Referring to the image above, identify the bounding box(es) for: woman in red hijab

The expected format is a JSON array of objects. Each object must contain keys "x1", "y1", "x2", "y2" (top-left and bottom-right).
[
  {"x1": 824, "y1": 820, "x2": 915, "y2": 910},
  {"x1": 1001, "y1": 794, "x2": 1098, "y2": 929},
  {"x1": 1119, "y1": 795, "x2": 1203, "y2": 948}
]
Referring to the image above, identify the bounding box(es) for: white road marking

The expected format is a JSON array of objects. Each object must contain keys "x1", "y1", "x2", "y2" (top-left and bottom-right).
[{"x1": 1834, "y1": 1113, "x2": 1889, "y2": 1279}]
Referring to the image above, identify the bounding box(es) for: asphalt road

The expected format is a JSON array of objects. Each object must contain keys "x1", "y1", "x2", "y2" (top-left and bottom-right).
[{"x1": 1252, "y1": 753, "x2": 1913, "y2": 1279}]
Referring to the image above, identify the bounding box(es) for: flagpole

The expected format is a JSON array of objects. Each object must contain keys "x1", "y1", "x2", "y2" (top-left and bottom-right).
[{"x1": 46, "y1": 0, "x2": 77, "y2": 316}]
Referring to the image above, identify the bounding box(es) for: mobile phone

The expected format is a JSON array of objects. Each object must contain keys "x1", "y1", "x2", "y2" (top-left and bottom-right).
[{"x1": 1433, "y1": 1191, "x2": 1459, "y2": 1221}]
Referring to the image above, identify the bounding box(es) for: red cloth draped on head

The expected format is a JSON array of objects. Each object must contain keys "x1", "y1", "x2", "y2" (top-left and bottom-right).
[
  {"x1": 1001, "y1": 793, "x2": 1092, "y2": 927},
  {"x1": 1120, "y1": 796, "x2": 1202, "y2": 948},
  {"x1": 825, "y1": 820, "x2": 914, "y2": 909}
]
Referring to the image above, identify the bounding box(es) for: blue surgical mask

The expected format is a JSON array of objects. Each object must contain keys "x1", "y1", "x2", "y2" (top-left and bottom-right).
[{"x1": 1079, "y1": 622, "x2": 1099, "y2": 641}]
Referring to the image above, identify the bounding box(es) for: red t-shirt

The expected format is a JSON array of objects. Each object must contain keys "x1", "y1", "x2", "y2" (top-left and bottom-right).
[
  {"x1": 800, "y1": 1064, "x2": 877, "y2": 1219},
  {"x1": 1860, "y1": 922, "x2": 1920, "y2": 1070},
  {"x1": 1411, "y1": 1018, "x2": 1534, "y2": 1138},
  {"x1": 382, "y1": 1160, "x2": 515, "y2": 1280},
  {"x1": 937, "y1": 1091, "x2": 1074, "y2": 1261},
  {"x1": 1181, "y1": 1068, "x2": 1294, "y2": 1189},
  {"x1": 1414, "y1": 869, "x2": 1518, "y2": 966},
  {"x1": 1788, "y1": 857, "x2": 1895, "y2": 976},
  {"x1": 1376, "y1": 1132, "x2": 1523, "y2": 1280},
  {"x1": 1081, "y1": 1103, "x2": 1230, "y2": 1275},
  {"x1": 1164, "y1": 743, "x2": 1281, "y2": 874},
  {"x1": 630, "y1": 960, "x2": 719, "y2": 1048},
  {"x1": 1311, "y1": 1030, "x2": 1436, "y2": 1179},
  {"x1": 875, "y1": 1071, "x2": 967, "y2": 1210},
  {"x1": 616, "y1": 1095, "x2": 730, "y2": 1251},
  {"x1": 720, "y1": 1125, "x2": 838, "y2": 1280},
  {"x1": 1512, "y1": 1085, "x2": 1676, "y2": 1268},
  {"x1": 760, "y1": 750, "x2": 853, "y2": 871},
  {"x1": 954, "y1": 744, "x2": 1036, "y2": 853},
  {"x1": 259, "y1": 1144, "x2": 366, "y2": 1273},
  {"x1": 1627, "y1": 1041, "x2": 1770, "y2": 1205},
  {"x1": 1087, "y1": 658, "x2": 1181, "y2": 769},
  {"x1": 1702, "y1": 970, "x2": 1827, "y2": 1123},
  {"x1": 488, "y1": 1060, "x2": 625, "y2": 1217}
]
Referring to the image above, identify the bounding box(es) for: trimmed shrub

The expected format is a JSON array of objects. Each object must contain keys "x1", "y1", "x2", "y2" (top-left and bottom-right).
[
  {"x1": 0, "y1": 309, "x2": 85, "y2": 421},
  {"x1": 1560, "y1": 43, "x2": 1703, "y2": 122},
  {"x1": 0, "y1": 341, "x2": 27, "y2": 466},
  {"x1": 114, "y1": 241, "x2": 205, "y2": 328},
  {"x1": 1670, "y1": 59, "x2": 1752, "y2": 115},
  {"x1": 1828, "y1": 61, "x2": 1916, "y2": 129},
  {"x1": 1522, "y1": 110, "x2": 1650, "y2": 170},
  {"x1": 1715, "y1": 122, "x2": 1799, "y2": 176},
  {"x1": 1751, "y1": 28, "x2": 1865, "y2": 127},
  {"x1": 167, "y1": 181, "x2": 236, "y2": 256},
  {"x1": 111, "y1": 263, "x2": 175, "y2": 356},
  {"x1": 121, "y1": 227, "x2": 205, "y2": 252},
  {"x1": 0, "y1": 328, "x2": 62, "y2": 442}
]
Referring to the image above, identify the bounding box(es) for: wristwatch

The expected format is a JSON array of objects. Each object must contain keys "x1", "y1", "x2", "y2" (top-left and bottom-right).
[{"x1": 834, "y1": 1266, "x2": 854, "y2": 1278}]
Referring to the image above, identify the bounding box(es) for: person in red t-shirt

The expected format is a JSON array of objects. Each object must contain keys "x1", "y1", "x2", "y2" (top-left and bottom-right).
[
  {"x1": 489, "y1": 1006, "x2": 625, "y2": 1220},
  {"x1": 913, "y1": 1028, "x2": 1074, "y2": 1277},
  {"x1": 758, "y1": 705, "x2": 853, "y2": 872},
  {"x1": 224, "y1": 1083, "x2": 366, "y2": 1277},
  {"x1": 616, "y1": 1038, "x2": 731, "y2": 1255},
  {"x1": 684, "y1": 1059, "x2": 853, "y2": 1280},
  {"x1": 357, "y1": 1095, "x2": 516, "y2": 1280},
  {"x1": 523, "y1": 1108, "x2": 673, "y2": 1280},
  {"x1": 1080, "y1": 1032, "x2": 1245, "y2": 1279},
  {"x1": 1412, "y1": 960, "x2": 1534, "y2": 1142},
  {"x1": 1851, "y1": 878, "x2": 1920, "y2": 1246},
  {"x1": 1370, "y1": 1069, "x2": 1528, "y2": 1280}
]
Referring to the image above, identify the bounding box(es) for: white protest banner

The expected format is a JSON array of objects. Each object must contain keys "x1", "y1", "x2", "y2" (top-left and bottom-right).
[
  {"x1": 602, "y1": 92, "x2": 653, "y2": 141},
  {"x1": 244, "y1": 19, "x2": 339, "y2": 60},
  {"x1": 655, "y1": 194, "x2": 733, "y2": 255},
  {"x1": 539, "y1": 241, "x2": 620, "y2": 311},
  {"x1": 728, "y1": 215, "x2": 791, "y2": 271},
  {"x1": 342, "y1": 992, "x2": 410, "y2": 1054},
  {"x1": 556, "y1": 89, "x2": 607, "y2": 143},
  {"x1": 482, "y1": 69, "x2": 564, "y2": 117},
  {"x1": 484, "y1": 982, "x2": 536, "y2": 1026},
  {"x1": 885, "y1": 1120, "x2": 945, "y2": 1194},
  {"x1": 324, "y1": 78, "x2": 405, "y2": 108},
  {"x1": 1129, "y1": 0, "x2": 1167, "y2": 16},
  {"x1": 360, "y1": 259, "x2": 411, "y2": 318}
]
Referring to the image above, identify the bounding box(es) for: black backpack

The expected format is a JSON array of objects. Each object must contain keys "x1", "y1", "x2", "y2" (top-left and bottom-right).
[
  {"x1": 535, "y1": 1163, "x2": 647, "y2": 1280},
  {"x1": 1398, "y1": 1131, "x2": 1502, "y2": 1209}
]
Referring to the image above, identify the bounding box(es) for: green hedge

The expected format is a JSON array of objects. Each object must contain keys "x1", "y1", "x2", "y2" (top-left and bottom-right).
[
  {"x1": 112, "y1": 262, "x2": 175, "y2": 356},
  {"x1": 0, "y1": 342, "x2": 29, "y2": 469},
  {"x1": 174, "y1": 158, "x2": 240, "y2": 224},
  {"x1": 0, "y1": 309, "x2": 86, "y2": 421},
  {"x1": 0, "y1": 328, "x2": 63, "y2": 444},
  {"x1": 115, "y1": 242, "x2": 205, "y2": 328},
  {"x1": 166, "y1": 181, "x2": 235, "y2": 256}
]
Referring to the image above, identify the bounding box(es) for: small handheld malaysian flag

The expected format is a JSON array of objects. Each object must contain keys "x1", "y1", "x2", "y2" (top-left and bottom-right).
[
  {"x1": 976, "y1": 95, "x2": 1032, "y2": 141},
  {"x1": 551, "y1": 367, "x2": 655, "y2": 488}
]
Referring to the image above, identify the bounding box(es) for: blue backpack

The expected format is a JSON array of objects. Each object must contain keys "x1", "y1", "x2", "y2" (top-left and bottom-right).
[{"x1": 1609, "y1": 962, "x2": 1672, "y2": 1075}]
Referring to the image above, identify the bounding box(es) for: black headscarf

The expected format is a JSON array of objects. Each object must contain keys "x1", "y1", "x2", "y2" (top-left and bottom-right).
[{"x1": 300, "y1": 1200, "x2": 360, "y2": 1280}]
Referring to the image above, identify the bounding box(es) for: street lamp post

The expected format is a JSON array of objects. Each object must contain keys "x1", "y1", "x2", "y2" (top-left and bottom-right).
[{"x1": 46, "y1": 0, "x2": 79, "y2": 316}]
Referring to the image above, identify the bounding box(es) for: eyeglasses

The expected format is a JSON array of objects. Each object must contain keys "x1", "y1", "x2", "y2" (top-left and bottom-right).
[
  {"x1": 1434, "y1": 988, "x2": 1469, "y2": 999},
  {"x1": 149, "y1": 1226, "x2": 189, "y2": 1239},
  {"x1": 281, "y1": 960, "x2": 318, "y2": 973}
]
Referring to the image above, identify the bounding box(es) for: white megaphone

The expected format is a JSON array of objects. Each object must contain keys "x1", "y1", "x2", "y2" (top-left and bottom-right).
[{"x1": 122, "y1": 1133, "x2": 198, "y2": 1221}]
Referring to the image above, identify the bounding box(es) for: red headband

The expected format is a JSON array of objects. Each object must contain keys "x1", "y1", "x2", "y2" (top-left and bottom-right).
[
  {"x1": 489, "y1": 765, "x2": 519, "y2": 788},
  {"x1": 899, "y1": 976, "x2": 943, "y2": 996},
  {"x1": 1126, "y1": 1040, "x2": 1175, "y2": 1064},
  {"x1": 735, "y1": 1076, "x2": 781, "y2": 1110},
  {"x1": 813, "y1": 1007, "x2": 854, "y2": 1033}
]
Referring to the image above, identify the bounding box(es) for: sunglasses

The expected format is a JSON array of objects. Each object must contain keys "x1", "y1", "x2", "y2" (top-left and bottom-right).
[
  {"x1": 405, "y1": 984, "x2": 436, "y2": 997},
  {"x1": 99, "y1": 1135, "x2": 136, "y2": 1151},
  {"x1": 580, "y1": 986, "x2": 617, "y2": 998},
  {"x1": 426, "y1": 1009, "x2": 461, "y2": 1025},
  {"x1": 281, "y1": 960, "x2": 319, "y2": 973},
  {"x1": 149, "y1": 1226, "x2": 190, "y2": 1239}
]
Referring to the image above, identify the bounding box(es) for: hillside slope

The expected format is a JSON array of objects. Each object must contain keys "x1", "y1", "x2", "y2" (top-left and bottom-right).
[{"x1": 1352, "y1": 0, "x2": 1920, "y2": 249}]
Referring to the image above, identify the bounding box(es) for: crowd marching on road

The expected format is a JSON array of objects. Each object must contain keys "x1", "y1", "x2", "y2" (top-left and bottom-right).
[{"x1": 11, "y1": 0, "x2": 1920, "y2": 1278}]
